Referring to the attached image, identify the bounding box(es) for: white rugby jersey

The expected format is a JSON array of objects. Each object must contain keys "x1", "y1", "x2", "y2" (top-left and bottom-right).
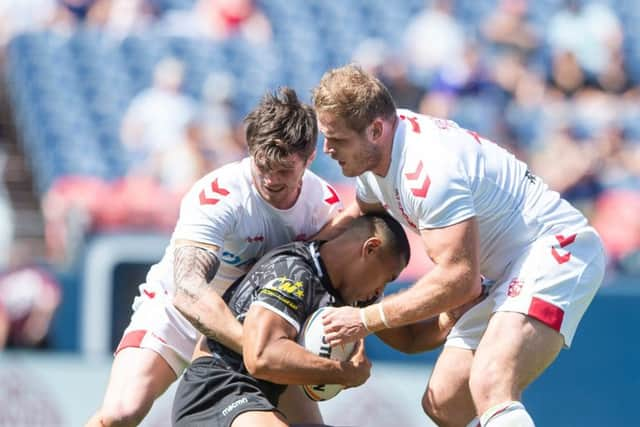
[
  {"x1": 356, "y1": 109, "x2": 587, "y2": 280},
  {"x1": 146, "y1": 157, "x2": 343, "y2": 295}
]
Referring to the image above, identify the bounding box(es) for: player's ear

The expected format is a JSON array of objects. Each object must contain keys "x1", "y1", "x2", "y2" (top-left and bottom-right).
[
  {"x1": 369, "y1": 119, "x2": 383, "y2": 140},
  {"x1": 363, "y1": 237, "x2": 382, "y2": 257}
]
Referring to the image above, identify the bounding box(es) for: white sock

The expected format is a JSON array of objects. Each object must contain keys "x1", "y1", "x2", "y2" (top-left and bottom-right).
[{"x1": 480, "y1": 401, "x2": 534, "y2": 427}]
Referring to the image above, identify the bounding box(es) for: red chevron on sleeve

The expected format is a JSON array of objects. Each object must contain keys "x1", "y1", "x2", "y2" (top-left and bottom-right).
[
  {"x1": 404, "y1": 160, "x2": 423, "y2": 180},
  {"x1": 324, "y1": 185, "x2": 340, "y2": 205},
  {"x1": 405, "y1": 161, "x2": 431, "y2": 198},
  {"x1": 199, "y1": 178, "x2": 230, "y2": 206}
]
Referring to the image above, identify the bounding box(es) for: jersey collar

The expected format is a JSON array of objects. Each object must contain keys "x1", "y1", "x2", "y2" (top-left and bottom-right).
[{"x1": 309, "y1": 241, "x2": 345, "y2": 306}]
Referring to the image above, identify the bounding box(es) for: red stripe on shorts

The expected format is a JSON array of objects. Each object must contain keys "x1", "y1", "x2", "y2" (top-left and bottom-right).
[
  {"x1": 115, "y1": 330, "x2": 147, "y2": 354},
  {"x1": 528, "y1": 297, "x2": 564, "y2": 332}
]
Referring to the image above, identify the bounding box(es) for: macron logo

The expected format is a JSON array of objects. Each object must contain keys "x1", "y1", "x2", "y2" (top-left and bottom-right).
[{"x1": 222, "y1": 397, "x2": 248, "y2": 416}]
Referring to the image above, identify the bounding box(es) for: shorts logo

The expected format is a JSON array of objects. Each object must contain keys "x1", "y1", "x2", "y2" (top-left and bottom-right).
[
  {"x1": 507, "y1": 278, "x2": 523, "y2": 297},
  {"x1": 222, "y1": 397, "x2": 248, "y2": 416}
]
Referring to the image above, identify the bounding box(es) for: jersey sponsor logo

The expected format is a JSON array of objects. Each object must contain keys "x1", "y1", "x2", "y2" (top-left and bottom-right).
[
  {"x1": 259, "y1": 288, "x2": 299, "y2": 310},
  {"x1": 507, "y1": 278, "x2": 523, "y2": 297},
  {"x1": 271, "y1": 276, "x2": 305, "y2": 299},
  {"x1": 222, "y1": 397, "x2": 248, "y2": 416},
  {"x1": 221, "y1": 251, "x2": 254, "y2": 267},
  {"x1": 199, "y1": 178, "x2": 230, "y2": 206},
  {"x1": 246, "y1": 235, "x2": 264, "y2": 243},
  {"x1": 404, "y1": 161, "x2": 431, "y2": 198},
  {"x1": 324, "y1": 185, "x2": 341, "y2": 205},
  {"x1": 259, "y1": 276, "x2": 305, "y2": 310},
  {"x1": 550, "y1": 234, "x2": 577, "y2": 264},
  {"x1": 432, "y1": 117, "x2": 456, "y2": 130}
]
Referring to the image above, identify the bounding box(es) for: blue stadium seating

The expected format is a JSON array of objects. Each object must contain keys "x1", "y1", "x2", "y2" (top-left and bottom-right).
[{"x1": 3, "y1": 0, "x2": 640, "y2": 197}]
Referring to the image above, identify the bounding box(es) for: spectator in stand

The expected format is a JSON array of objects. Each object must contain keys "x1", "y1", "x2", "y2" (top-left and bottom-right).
[
  {"x1": 529, "y1": 123, "x2": 603, "y2": 215},
  {"x1": 505, "y1": 69, "x2": 560, "y2": 156},
  {"x1": 120, "y1": 56, "x2": 197, "y2": 178},
  {"x1": 403, "y1": 0, "x2": 465, "y2": 81},
  {"x1": 481, "y1": 0, "x2": 539, "y2": 57},
  {"x1": 0, "y1": 0, "x2": 57, "y2": 47},
  {"x1": 548, "y1": 50, "x2": 587, "y2": 96},
  {"x1": 159, "y1": 0, "x2": 272, "y2": 44},
  {"x1": 198, "y1": 71, "x2": 246, "y2": 169},
  {"x1": 83, "y1": 0, "x2": 160, "y2": 36},
  {"x1": 0, "y1": 266, "x2": 61, "y2": 350},
  {"x1": 157, "y1": 116, "x2": 211, "y2": 195},
  {"x1": 547, "y1": 0, "x2": 624, "y2": 83}
]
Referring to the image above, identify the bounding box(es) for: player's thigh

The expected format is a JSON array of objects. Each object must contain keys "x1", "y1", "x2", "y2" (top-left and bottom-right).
[
  {"x1": 470, "y1": 311, "x2": 563, "y2": 409},
  {"x1": 102, "y1": 347, "x2": 177, "y2": 411},
  {"x1": 231, "y1": 411, "x2": 289, "y2": 427},
  {"x1": 424, "y1": 346, "x2": 475, "y2": 424},
  {"x1": 276, "y1": 385, "x2": 323, "y2": 424}
]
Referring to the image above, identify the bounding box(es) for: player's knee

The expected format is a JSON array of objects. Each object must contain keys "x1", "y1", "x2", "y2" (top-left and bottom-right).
[
  {"x1": 99, "y1": 398, "x2": 151, "y2": 427},
  {"x1": 421, "y1": 387, "x2": 452, "y2": 426}
]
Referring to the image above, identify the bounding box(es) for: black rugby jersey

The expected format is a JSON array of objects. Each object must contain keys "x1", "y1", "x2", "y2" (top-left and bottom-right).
[{"x1": 204, "y1": 240, "x2": 345, "y2": 403}]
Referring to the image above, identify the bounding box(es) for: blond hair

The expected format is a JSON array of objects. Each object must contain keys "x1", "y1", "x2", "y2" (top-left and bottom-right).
[{"x1": 312, "y1": 64, "x2": 397, "y2": 133}]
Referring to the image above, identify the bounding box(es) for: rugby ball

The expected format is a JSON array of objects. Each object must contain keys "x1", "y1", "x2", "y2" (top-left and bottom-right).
[{"x1": 298, "y1": 307, "x2": 356, "y2": 401}]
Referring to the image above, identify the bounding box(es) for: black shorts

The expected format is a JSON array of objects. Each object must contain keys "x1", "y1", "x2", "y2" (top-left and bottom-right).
[{"x1": 172, "y1": 356, "x2": 283, "y2": 427}]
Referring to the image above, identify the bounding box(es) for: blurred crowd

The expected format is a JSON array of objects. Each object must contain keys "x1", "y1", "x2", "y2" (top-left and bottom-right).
[
  {"x1": 362, "y1": 0, "x2": 640, "y2": 278},
  {"x1": 0, "y1": 0, "x2": 638, "y2": 306}
]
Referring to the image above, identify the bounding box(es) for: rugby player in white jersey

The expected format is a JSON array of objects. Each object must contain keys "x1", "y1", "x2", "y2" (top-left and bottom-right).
[
  {"x1": 312, "y1": 65, "x2": 606, "y2": 427},
  {"x1": 87, "y1": 87, "x2": 343, "y2": 427}
]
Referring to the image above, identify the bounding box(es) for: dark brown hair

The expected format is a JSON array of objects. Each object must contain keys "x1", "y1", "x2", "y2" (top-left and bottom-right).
[{"x1": 244, "y1": 87, "x2": 317, "y2": 170}]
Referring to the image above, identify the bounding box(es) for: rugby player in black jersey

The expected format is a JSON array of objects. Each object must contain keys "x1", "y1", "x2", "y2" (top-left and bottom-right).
[{"x1": 172, "y1": 214, "x2": 470, "y2": 427}]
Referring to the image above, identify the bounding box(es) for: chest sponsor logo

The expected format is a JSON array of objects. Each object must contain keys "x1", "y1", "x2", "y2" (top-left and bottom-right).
[
  {"x1": 221, "y1": 251, "x2": 255, "y2": 267},
  {"x1": 272, "y1": 277, "x2": 305, "y2": 299},
  {"x1": 246, "y1": 235, "x2": 264, "y2": 243}
]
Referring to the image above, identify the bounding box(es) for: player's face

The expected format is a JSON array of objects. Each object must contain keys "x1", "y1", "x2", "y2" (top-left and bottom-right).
[
  {"x1": 251, "y1": 153, "x2": 308, "y2": 210},
  {"x1": 341, "y1": 250, "x2": 405, "y2": 306},
  {"x1": 318, "y1": 112, "x2": 379, "y2": 177}
]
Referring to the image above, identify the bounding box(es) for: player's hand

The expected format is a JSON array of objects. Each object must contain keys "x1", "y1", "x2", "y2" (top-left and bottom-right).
[
  {"x1": 341, "y1": 339, "x2": 371, "y2": 388},
  {"x1": 322, "y1": 306, "x2": 368, "y2": 346}
]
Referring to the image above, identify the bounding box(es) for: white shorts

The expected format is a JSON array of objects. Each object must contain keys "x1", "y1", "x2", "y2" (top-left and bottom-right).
[
  {"x1": 446, "y1": 226, "x2": 605, "y2": 349},
  {"x1": 115, "y1": 282, "x2": 199, "y2": 376}
]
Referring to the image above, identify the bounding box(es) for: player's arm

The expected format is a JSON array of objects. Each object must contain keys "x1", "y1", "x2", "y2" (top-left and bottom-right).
[
  {"x1": 172, "y1": 239, "x2": 243, "y2": 354},
  {"x1": 243, "y1": 305, "x2": 370, "y2": 388},
  {"x1": 375, "y1": 288, "x2": 487, "y2": 353},
  {"x1": 372, "y1": 217, "x2": 482, "y2": 329},
  {"x1": 311, "y1": 198, "x2": 385, "y2": 240},
  {"x1": 374, "y1": 316, "x2": 452, "y2": 354},
  {"x1": 323, "y1": 217, "x2": 482, "y2": 345}
]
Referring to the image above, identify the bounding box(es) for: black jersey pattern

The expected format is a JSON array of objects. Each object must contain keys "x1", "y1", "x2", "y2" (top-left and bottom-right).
[{"x1": 204, "y1": 241, "x2": 345, "y2": 403}]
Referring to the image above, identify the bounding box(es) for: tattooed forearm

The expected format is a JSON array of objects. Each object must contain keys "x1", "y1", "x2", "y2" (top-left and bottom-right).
[
  {"x1": 172, "y1": 244, "x2": 244, "y2": 352},
  {"x1": 174, "y1": 245, "x2": 220, "y2": 298},
  {"x1": 173, "y1": 245, "x2": 220, "y2": 325}
]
